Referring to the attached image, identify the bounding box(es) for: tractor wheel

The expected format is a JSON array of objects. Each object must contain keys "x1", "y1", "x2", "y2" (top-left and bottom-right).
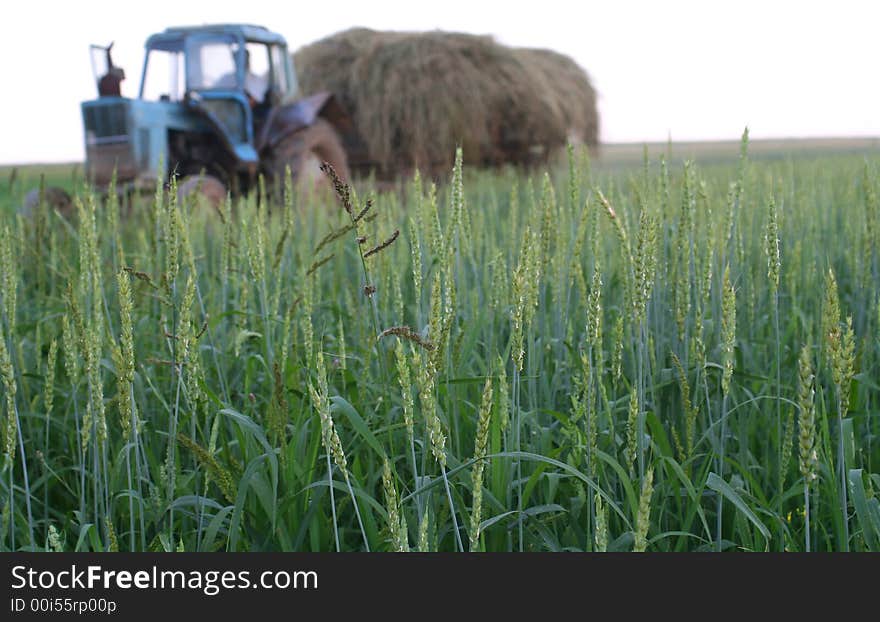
[
  {"x1": 268, "y1": 118, "x2": 350, "y2": 191},
  {"x1": 177, "y1": 174, "x2": 227, "y2": 216},
  {"x1": 20, "y1": 186, "x2": 73, "y2": 219}
]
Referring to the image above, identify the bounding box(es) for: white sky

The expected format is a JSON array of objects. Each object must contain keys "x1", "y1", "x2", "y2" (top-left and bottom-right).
[{"x1": 1, "y1": 0, "x2": 878, "y2": 164}]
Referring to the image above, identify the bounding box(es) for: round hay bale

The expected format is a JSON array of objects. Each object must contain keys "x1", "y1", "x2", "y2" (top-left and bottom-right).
[{"x1": 293, "y1": 29, "x2": 599, "y2": 178}]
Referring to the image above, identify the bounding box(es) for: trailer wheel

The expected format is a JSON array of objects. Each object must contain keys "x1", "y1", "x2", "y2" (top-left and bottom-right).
[
  {"x1": 177, "y1": 174, "x2": 227, "y2": 216},
  {"x1": 268, "y1": 118, "x2": 350, "y2": 191},
  {"x1": 20, "y1": 186, "x2": 73, "y2": 219}
]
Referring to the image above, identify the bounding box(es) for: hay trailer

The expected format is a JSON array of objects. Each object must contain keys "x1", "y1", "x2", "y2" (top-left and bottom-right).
[{"x1": 80, "y1": 24, "x2": 351, "y2": 208}]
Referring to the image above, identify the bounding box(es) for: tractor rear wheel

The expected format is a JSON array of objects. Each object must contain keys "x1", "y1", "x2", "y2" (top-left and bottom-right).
[
  {"x1": 177, "y1": 174, "x2": 227, "y2": 216},
  {"x1": 267, "y1": 118, "x2": 350, "y2": 191}
]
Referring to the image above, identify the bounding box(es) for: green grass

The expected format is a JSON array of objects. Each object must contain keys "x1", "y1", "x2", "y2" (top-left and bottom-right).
[{"x1": 1, "y1": 136, "x2": 879, "y2": 552}]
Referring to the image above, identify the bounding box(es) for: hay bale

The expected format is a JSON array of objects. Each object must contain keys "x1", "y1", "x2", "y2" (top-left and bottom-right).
[
  {"x1": 293, "y1": 28, "x2": 381, "y2": 117},
  {"x1": 514, "y1": 48, "x2": 599, "y2": 149},
  {"x1": 293, "y1": 28, "x2": 599, "y2": 177}
]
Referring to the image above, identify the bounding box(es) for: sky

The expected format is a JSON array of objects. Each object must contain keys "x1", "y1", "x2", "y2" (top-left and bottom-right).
[{"x1": 1, "y1": 0, "x2": 878, "y2": 164}]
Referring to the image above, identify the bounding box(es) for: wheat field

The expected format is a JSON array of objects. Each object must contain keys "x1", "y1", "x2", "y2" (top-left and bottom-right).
[{"x1": 0, "y1": 135, "x2": 878, "y2": 552}]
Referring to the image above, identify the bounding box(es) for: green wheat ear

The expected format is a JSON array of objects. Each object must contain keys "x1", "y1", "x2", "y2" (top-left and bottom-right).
[
  {"x1": 0, "y1": 323, "x2": 17, "y2": 463},
  {"x1": 797, "y1": 344, "x2": 818, "y2": 483},
  {"x1": 469, "y1": 376, "x2": 494, "y2": 551},
  {"x1": 634, "y1": 467, "x2": 654, "y2": 552},
  {"x1": 721, "y1": 265, "x2": 736, "y2": 396}
]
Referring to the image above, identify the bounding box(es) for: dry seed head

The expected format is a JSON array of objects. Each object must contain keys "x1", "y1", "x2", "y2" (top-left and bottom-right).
[
  {"x1": 353, "y1": 198, "x2": 372, "y2": 224},
  {"x1": 379, "y1": 325, "x2": 434, "y2": 351},
  {"x1": 364, "y1": 229, "x2": 400, "y2": 259},
  {"x1": 306, "y1": 253, "x2": 334, "y2": 277},
  {"x1": 314, "y1": 222, "x2": 355, "y2": 256},
  {"x1": 319, "y1": 161, "x2": 353, "y2": 215}
]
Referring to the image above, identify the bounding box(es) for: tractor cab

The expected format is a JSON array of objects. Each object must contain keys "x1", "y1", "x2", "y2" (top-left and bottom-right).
[
  {"x1": 142, "y1": 25, "x2": 296, "y2": 140},
  {"x1": 80, "y1": 24, "x2": 349, "y2": 200}
]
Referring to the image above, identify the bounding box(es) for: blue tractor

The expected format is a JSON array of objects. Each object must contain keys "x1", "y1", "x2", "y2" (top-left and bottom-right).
[{"x1": 81, "y1": 24, "x2": 351, "y2": 206}]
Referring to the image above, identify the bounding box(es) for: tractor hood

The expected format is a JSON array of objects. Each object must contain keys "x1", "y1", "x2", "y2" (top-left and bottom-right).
[{"x1": 256, "y1": 92, "x2": 352, "y2": 153}]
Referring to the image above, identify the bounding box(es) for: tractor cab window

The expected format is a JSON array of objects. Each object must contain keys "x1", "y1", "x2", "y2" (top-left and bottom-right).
[
  {"x1": 239, "y1": 42, "x2": 294, "y2": 106},
  {"x1": 188, "y1": 40, "x2": 238, "y2": 91},
  {"x1": 141, "y1": 48, "x2": 185, "y2": 102},
  {"x1": 244, "y1": 42, "x2": 270, "y2": 103},
  {"x1": 271, "y1": 44, "x2": 294, "y2": 97}
]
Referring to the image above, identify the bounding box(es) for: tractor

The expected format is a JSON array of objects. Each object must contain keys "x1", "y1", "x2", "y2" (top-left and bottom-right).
[{"x1": 80, "y1": 24, "x2": 351, "y2": 208}]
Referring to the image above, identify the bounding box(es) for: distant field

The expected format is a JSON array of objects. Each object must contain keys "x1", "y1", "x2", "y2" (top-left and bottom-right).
[
  {"x1": 597, "y1": 136, "x2": 880, "y2": 168},
  {"x1": 0, "y1": 136, "x2": 878, "y2": 552},
  {"x1": 3, "y1": 137, "x2": 877, "y2": 207}
]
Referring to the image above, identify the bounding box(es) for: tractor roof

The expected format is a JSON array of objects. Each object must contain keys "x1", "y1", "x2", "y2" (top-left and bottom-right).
[{"x1": 146, "y1": 24, "x2": 287, "y2": 50}]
